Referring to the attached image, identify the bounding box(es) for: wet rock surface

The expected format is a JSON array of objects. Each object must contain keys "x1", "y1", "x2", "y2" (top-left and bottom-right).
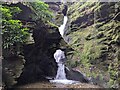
[
  {"x1": 65, "y1": 68, "x2": 89, "y2": 83},
  {"x1": 14, "y1": 82, "x2": 101, "y2": 89},
  {"x1": 17, "y1": 23, "x2": 61, "y2": 84}
]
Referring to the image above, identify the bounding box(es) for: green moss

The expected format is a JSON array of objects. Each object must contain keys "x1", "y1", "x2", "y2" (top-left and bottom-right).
[
  {"x1": 67, "y1": 2, "x2": 119, "y2": 88},
  {"x1": 81, "y1": 41, "x2": 101, "y2": 64},
  {"x1": 55, "y1": 14, "x2": 64, "y2": 26},
  {"x1": 47, "y1": 21, "x2": 59, "y2": 28},
  {"x1": 68, "y1": 2, "x2": 96, "y2": 22}
]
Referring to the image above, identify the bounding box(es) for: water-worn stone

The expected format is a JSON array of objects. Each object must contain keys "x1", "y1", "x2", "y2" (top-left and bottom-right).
[{"x1": 65, "y1": 68, "x2": 89, "y2": 83}]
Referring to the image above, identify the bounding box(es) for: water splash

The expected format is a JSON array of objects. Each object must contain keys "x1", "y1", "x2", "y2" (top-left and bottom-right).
[
  {"x1": 50, "y1": 49, "x2": 80, "y2": 84},
  {"x1": 54, "y1": 49, "x2": 66, "y2": 80}
]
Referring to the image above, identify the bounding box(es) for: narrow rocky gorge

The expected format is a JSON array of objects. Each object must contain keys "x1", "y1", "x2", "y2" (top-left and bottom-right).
[{"x1": 2, "y1": 1, "x2": 120, "y2": 89}]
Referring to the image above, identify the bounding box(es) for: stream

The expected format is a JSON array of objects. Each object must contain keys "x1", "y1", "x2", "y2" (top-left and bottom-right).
[{"x1": 15, "y1": 82, "x2": 100, "y2": 89}]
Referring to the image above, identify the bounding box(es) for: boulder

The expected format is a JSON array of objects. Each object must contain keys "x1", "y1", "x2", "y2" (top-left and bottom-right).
[{"x1": 65, "y1": 67, "x2": 89, "y2": 83}]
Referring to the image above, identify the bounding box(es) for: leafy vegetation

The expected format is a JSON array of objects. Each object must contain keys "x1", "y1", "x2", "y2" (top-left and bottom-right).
[
  {"x1": 1, "y1": 0, "x2": 54, "y2": 51},
  {"x1": 1, "y1": 1, "x2": 54, "y2": 88},
  {"x1": 1, "y1": 5, "x2": 29, "y2": 50},
  {"x1": 24, "y1": 0, "x2": 53, "y2": 22}
]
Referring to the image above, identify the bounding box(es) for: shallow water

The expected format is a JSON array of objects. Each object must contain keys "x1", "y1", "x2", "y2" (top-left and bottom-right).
[
  {"x1": 50, "y1": 79, "x2": 80, "y2": 84},
  {"x1": 15, "y1": 81, "x2": 100, "y2": 89}
]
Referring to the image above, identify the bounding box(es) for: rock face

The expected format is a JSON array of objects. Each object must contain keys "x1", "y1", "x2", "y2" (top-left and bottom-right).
[
  {"x1": 12, "y1": 3, "x2": 63, "y2": 85},
  {"x1": 17, "y1": 21, "x2": 62, "y2": 84},
  {"x1": 62, "y1": 5, "x2": 68, "y2": 16},
  {"x1": 2, "y1": 55, "x2": 25, "y2": 87},
  {"x1": 65, "y1": 2, "x2": 120, "y2": 88},
  {"x1": 65, "y1": 68, "x2": 89, "y2": 83}
]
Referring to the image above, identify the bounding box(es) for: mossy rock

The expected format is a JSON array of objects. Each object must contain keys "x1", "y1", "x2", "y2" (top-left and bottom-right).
[
  {"x1": 66, "y1": 2, "x2": 120, "y2": 88},
  {"x1": 55, "y1": 14, "x2": 64, "y2": 26}
]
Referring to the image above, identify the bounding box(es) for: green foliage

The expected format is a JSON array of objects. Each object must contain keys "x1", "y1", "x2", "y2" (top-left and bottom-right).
[
  {"x1": 1, "y1": 5, "x2": 21, "y2": 20},
  {"x1": 25, "y1": 0, "x2": 53, "y2": 22},
  {"x1": 1, "y1": 5, "x2": 29, "y2": 49},
  {"x1": 68, "y1": 2, "x2": 96, "y2": 22},
  {"x1": 80, "y1": 41, "x2": 101, "y2": 65},
  {"x1": 0, "y1": 6, "x2": 12, "y2": 20}
]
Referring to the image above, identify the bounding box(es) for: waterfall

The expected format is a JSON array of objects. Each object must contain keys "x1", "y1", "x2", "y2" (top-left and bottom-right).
[
  {"x1": 50, "y1": 49, "x2": 80, "y2": 84},
  {"x1": 49, "y1": 4, "x2": 80, "y2": 84},
  {"x1": 54, "y1": 49, "x2": 66, "y2": 80},
  {"x1": 58, "y1": 16, "x2": 68, "y2": 37}
]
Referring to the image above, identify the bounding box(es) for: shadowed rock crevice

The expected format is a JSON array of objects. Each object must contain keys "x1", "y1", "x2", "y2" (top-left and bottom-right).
[{"x1": 17, "y1": 23, "x2": 62, "y2": 85}]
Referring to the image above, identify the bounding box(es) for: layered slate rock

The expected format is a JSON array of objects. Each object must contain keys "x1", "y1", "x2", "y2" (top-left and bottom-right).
[{"x1": 65, "y1": 2, "x2": 120, "y2": 88}]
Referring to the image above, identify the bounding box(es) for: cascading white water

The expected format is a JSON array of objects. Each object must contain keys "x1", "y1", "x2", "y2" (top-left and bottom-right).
[
  {"x1": 58, "y1": 16, "x2": 68, "y2": 37},
  {"x1": 50, "y1": 5, "x2": 80, "y2": 84},
  {"x1": 50, "y1": 49, "x2": 80, "y2": 84},
  {"x1": 58, "y1": 15, "x2": 71, "y2": 43},
  {"x1": 54, "y1": 49, "x2": 66, "y2": 80}
]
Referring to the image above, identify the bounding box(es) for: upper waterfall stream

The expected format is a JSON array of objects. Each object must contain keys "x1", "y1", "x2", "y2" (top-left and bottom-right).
[{"x1": 58, "y1": 16, "x2": 68, "y2": 37}]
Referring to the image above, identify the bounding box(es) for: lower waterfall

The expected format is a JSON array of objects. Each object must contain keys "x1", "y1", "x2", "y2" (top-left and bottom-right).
[{"x1": 50, "y1": 49, "x2": 80, "y2": 84}]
